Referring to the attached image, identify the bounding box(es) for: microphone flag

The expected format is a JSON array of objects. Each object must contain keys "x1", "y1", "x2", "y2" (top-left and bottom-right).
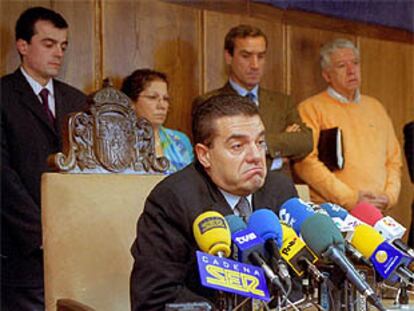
[{"x1": 196, "y1": 251, "x2": 270, "y2": 301}]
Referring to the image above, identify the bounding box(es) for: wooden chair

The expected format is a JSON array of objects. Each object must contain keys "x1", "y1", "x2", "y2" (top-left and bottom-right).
[{"x1": 42, "y1": 173, "x2": 164, "y2": 310}]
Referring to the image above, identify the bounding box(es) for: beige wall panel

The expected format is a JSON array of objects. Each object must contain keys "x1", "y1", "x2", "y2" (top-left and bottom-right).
[
  {"x1": 288, "y1": 25, "x2": 355, "y2": 105},
  {"x1": 53, "y1": 1, "x2": 96, "y2": 93},
  {"x1": 102, "y1": 0, "x2": 201, "y2": 135},
  {"x1": 360, "y1": 38, "x2": 414, "y2": 231},
  {"x1": 0, "y1": 1, "x2": 95, "y2": 93},
  {"x1": 203, "y1": 10, "x2": 285, "y2": 94}
]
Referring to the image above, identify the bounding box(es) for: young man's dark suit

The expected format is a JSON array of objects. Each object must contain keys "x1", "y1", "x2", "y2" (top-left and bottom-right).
[
  {"x1": 130, "y1": 161, "x2": 298, "y2": 310},
  {"x1": 193, "y1": 83, "x2": 313, "y2": 162},
  {"x1": 1, "y1": 69, "x2": 86, "y2": 299}
]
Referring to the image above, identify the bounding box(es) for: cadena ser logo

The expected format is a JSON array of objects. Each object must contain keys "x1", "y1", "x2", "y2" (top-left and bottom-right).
[
  {"x1": 206, "y1": 265, "x2": 262, "y2": 295},
  {"x1": 198, "y1": 216, "x2": 226, "y2": 234},
  {"x1": 196, "y1": 251, "x2": 270, "y2": 301}
]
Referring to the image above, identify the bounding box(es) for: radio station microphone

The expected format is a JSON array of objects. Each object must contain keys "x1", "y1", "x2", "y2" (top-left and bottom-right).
[
  {"x1": 350, "y1": 224, "x2": 414, "y2": 284},
  {"x1": 351, "y1": 202, "x2": 406, "y2": 241},
  {"x1": 320, "y1": 202, "x2": 365, "y2": 229},
  {"x1": 279, "y1": 198, "x2": 316, "y2": 234},
  {"x1": 193, "y1": 211, "x2": 231, "y2": 258},
  {"x1": 247, "y1": 209, "x2": 291, "y2": 287},
  {"x1": 225, "y1": 215, "x2": 285, "y2": 292},
  {"x1": 393, "y1": 239, "x2": 414, "y2": 258},
  {"x1": 351, "y1": 202, "x2": 410, "y2": 257},
  {"x1": 279, "y1": 223, "x2": 323, "y2": 281},
  {"x1": 301, "y1": 214, "x2": 385, "y2": 311},
  {"x1": 345, "y1": 241, "x2": 373, "y2": 268}
]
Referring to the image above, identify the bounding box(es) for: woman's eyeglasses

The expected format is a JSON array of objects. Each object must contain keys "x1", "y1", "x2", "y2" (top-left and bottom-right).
[{"x1": 139, "y1": 93, "x2": 171, "y2": 104}]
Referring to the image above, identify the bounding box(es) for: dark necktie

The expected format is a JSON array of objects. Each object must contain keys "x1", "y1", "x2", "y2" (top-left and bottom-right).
[
  {"x1": 235, "y1": 197, "x2": 251, "y2": 222},
  {"x1": 245, "y1": 92, "x2": 255, "y2": 103},
  {"x1": 39, "y1": 88, "x2": 54, "y2": 125}
]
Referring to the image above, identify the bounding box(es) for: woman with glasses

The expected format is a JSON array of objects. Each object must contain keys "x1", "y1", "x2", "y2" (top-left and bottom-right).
[{"x1": 121, "y1": 69, "x2": 194, "y2": 173}]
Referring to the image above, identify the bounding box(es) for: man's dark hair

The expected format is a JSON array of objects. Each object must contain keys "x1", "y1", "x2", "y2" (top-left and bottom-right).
[
  {"x1": 192, "y1": 94, "x2": 260, "y2": 146},
  {"x1": 224, "y1": 24, "x2": 267, "y2": 56},
  {"x1": 121, "y1": 69, "x2": 168, "y2": 102},
  {"x1": 15, "y1": 6, "x2": 68, "y2": 42}
]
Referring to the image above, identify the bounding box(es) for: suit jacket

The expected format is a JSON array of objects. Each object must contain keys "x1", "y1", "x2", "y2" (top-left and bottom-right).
[
  {"x1": 130, "y1": 161, "x2": 298, "y2": 310},
  {"x1": 193, "y1": 83, "x2": 313, "y2": 161},
  {"x1": 404, "y1": 121, "x2": 414, "y2": 183},
  {"x1": 1, "y1": 69, "x2": 86, "y2": 286}
]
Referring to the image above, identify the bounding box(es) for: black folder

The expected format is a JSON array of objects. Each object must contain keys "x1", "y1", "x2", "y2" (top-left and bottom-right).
[{"x1": 317, "y1": 127, "x2": 344, "y2": 171}]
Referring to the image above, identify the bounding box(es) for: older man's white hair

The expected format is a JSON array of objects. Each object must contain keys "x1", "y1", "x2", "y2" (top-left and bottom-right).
[{"x1": 320, "y1": 38, "x2": 360, "y2": 69}]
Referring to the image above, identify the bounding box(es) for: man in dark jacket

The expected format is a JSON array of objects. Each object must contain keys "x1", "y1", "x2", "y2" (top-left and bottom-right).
[
  {"x1": 130, "y1": 94, "x2": 299, "y2": 310},
  {"x1": 1, "y1": 7, "x2": 86, "y2": 310},
  {"x1": 404, "y1": 121, "x2": 414, "y2": 247},
  {"x1": 193, "y1": 24, "x2": 313, "y2": 176}
]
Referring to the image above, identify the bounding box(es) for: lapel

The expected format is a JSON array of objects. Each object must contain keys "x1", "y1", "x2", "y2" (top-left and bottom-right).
[
  {"x1": 258, "y1": 87, "x2": 270, "y2": 114},
  {"x1": 252, "y1": 179, "x2": 274, "y2": 212},
  {"x1": 53, "y1": 81, "x2": 68, "y2": 138},
  {"x1": 194, "y1": 162, "x2": 234, "y2": 216},
  {"x1": 221, "y1": 82, "x2": 238, "y2": 95},
  {"x1": 12, "y1": 69, "x2": 57, "y2": 135}
]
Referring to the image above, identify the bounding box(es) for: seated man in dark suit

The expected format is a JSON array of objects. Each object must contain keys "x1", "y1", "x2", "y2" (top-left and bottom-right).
[
  {"x1": 1, "y1": 7, "x2": 86, "y2": 310},
  {"x1": 130, "y1": 94, "x2": 299, "y2": 310}
]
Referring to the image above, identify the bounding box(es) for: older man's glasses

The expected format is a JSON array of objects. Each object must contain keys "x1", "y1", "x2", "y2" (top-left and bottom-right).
[{"x1": 139, "y1": 93, "x2": 171, "y2": 104}]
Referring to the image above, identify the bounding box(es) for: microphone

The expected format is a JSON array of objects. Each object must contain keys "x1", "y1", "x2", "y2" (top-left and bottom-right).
[
  {"x1": 193, "y1": 211, "x2": 231, "y2": 258},
  {"x1": 301, "y1": 214, "x2": 385, "y2": 311},
  {"x1": 225, "y1": 215, "x2": 285, "y2": 292},
  {"x1": 351, "y1": 202, "x2": 411, "y2": 256},
  {"x1": 350, "y1": 202, "x2": 383, "y2": 225},
  {"x1": 319, "y1": 203, "x2": 372, "y2": 265},
  {"x1": 345, "y1": 241, "x2": 373, "y2": 268},
  {"x1": 279, "y1": 223, "x2": 322, "y2": 281},
  {"x1": 350, "y1": 224, "x2": 414, "y2": 284},
  {"x1": 247, "y1": 209, "x2": 291, "y2": 286},
  {"x1": 393, "y1": 239, "x2": 414, "y2": 258},
  {"x1": 320, "y1": 202, "x2": 365, "y2": 229},
  {"x1": 351, "y1": 202, "x2": 406, "y2": 241},
  {"x1": 279, "y1": 198, "x2": 316, "y2": 234}
]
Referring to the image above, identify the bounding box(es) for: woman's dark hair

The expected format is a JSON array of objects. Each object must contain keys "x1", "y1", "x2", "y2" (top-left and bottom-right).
[{"x1": 121, "y1": 69, "x2": 168, "y2": 101}]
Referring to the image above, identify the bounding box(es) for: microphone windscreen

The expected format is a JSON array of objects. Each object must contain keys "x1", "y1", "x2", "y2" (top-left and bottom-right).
[
  {"x1": 320, "y1": 202, "x2": 348, "y2": 220},
  {"x1": 248, "y1": 209, "x2": 283, "y2": 247},
  {"x1": 350, "y1": 202, "x2": 383, "y2": 226},
  {"x1": 350, "y1": 224, "x2": 385, "y2": 258},
  {"x1": 225, "y1": 214, "x2": 247, "y2": 234},
  {"x1": 279, "y1": 198, "x2": 315, "y2": 234},
  {"x1": 281, "y1": 223, "x2": 297, "y2": 242},
  {"x1": 193, "y1": 211, "x2": 231, "y2": 257},
  {"x1": 301, "y1": 213, "x2": 345, "y2": 256}
]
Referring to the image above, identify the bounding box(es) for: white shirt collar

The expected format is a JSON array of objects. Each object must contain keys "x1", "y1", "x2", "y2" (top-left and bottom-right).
[
  {"x1": 327, "y1": 86, "x2": 360, "y2": 104},
  {"x1": 219, "y1": 188, "x2": 253, "y2": 213},
  {"x1": 20, "y1": 67, "x2": 54, "y2": 97}
]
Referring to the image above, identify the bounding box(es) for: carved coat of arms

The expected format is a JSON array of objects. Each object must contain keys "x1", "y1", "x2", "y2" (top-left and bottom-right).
[{"x1": 49, "y1": 79, "x2": 169, "y2": 174}]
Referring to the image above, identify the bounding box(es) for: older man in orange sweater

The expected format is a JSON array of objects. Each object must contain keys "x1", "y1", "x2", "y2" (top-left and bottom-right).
[{"x1": 294, "y1": 38, "x2": 402, "y2": 211}]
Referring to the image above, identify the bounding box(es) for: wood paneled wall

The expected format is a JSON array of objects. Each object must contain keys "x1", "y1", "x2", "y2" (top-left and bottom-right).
[{"x1": 1, "y1": 0, "x2": 413, "y2": 230}]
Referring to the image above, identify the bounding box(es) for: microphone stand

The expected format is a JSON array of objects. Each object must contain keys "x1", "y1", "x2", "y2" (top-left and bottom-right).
[{"x1": 396, "y1": 279, "x2": 409, "y2": 306}]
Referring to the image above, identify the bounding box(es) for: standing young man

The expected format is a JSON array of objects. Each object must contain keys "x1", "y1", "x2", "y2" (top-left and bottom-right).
[{"x1": 1, "y1": 7, "x2": 86, "y2": 309}]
